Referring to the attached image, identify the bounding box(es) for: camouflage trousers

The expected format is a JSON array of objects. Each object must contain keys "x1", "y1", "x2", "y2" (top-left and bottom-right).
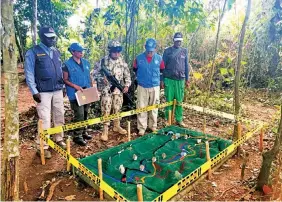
[{"x1": 101, "y1": 93, "x2": 123, "y2": 126}]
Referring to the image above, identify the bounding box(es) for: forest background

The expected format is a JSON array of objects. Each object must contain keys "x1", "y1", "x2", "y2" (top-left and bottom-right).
[
  {"x1": 14, "y1": 0, "x2": 281, "y2": 97},
  {"x1": 1, "y1": 0, "x2": 282, "y2": 201}
]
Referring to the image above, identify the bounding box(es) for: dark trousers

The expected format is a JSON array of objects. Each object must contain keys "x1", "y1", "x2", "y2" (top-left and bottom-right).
[{"x1": 70, "y1": 100, "x2": 90, "y2": 138}]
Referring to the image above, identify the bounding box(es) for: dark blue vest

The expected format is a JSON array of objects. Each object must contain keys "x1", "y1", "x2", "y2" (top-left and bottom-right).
[
  {"x1": 64, "y1": 58, "x2": 91, "y2": 101},
  {"x1": 136, "y1": 53, "x2": 162, "y2": 88},
  {"x1": 33, "y1": 45, "x2": 64, "y2": 92},
  {"x1": 163, "y1": 47, "x2": 187, "y2": 80}
]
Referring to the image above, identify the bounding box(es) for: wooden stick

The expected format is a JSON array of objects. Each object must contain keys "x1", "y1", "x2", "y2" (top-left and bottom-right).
[
  {"x1": 66, "y1": 136, "x2": 71, "y2": 171},
  {"x1": 127, "y1": 121, "x2": 131, "y2": 142},
  {"x1": 238, "y1": 122, "x2": 242, "y2": 139},
  {"x1": 240, "y1": 150, "x2": 249, "y2": 181},
  {"x1": 98, "y1": 158, "x2": 103, "y2": 200},
  {"x1": 172, "y1": 99, "x2": 177, "y2": 124},
  {"x1": 38, "y1": 119, "x2": 45, "y2": 165},
  {"x1": 23, "y1": 180, "x2": 28, "y2": 194},
  {"x1": 205, "y1": 141, "x2": 212, "y2": 180},
  {"x1": 46, "y1": 179, "x2": 62, "y2": 202},
  {"x1": 237, "y1": 122, "x2": 242, "y2": 154},
  {"x1": 259, "y1": 128, "x2": 264, "y2": 152},
  {"x1": 203, "y1": 117, "x2": 206, "y2": 134},
  {"x1": 168, "y1": 110, "x2": 172, "y2": 126},
  {"x1": 137, "y1": 184, "x2": 143, "y2": 202}
]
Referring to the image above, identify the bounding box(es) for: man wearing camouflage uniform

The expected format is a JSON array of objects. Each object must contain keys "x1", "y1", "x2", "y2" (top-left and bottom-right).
[{"x1": 93, "y1": 40, "x2": 131, "y2": 141}]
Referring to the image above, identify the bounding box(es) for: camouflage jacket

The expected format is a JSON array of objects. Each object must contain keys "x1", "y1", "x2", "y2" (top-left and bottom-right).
[{"x1": 92, "y1": 55, "x2": 131, "y2": 96}]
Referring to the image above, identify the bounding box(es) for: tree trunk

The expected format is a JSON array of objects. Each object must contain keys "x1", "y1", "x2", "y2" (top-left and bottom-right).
[
  {"x1": 15, "y1": 33, "x2": 24, "y2": 63},
  {"x1": 233, "y1": 0, "x2": 251, "y2": 140},
  {"x1": 257, "y1": 107, "x2": 282, "y2": 190},
  {"x1": 1, "y1": 0, "x2": 20, "y2": 201},
  {"x1": 205, "y1": 0, "x2": 227, "y2": 102},
  {"x1": 203, "y1": 0, "x2": 227, "y2": 132},
  {"x1": 32, "y1": 0, "x2": 37, "y2": 45}
]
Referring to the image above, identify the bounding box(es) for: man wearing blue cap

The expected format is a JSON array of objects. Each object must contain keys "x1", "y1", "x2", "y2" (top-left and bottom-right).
[
  {"x1": 24, "y1": 26, "x2": 66, "y2": 158},
  {"x1": 162, "y1": 32, "x2": 189, "y2": 127},
  {"x1": 62, "y1": 42, "x2": 92, "y2": 146},
  {"x1": 133, "y1": 38, "x2": 165, "y2": 136}
]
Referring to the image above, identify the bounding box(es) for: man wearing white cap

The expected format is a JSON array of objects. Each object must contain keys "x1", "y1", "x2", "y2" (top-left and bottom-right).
[
  {"x1": 162, "y1": 32, "x2": 189, "y2": 127},
  {"x1": 24, "y1": 26, "x2": 66, "y2": 158}
]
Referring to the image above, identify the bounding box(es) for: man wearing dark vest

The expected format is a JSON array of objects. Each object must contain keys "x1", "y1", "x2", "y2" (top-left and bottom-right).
[
  {"x1": 133, "y1": 38, "x2": 165, "y2": 136},
  {"x1": 24, "y1": 26, "x2": 66, "y2": 159},
  {"x1": 162, "y1": 32, "x2": 190, "y2": 127},
  {"x1": 62, "y1": 43, "x2": 92, "y2": 146}
]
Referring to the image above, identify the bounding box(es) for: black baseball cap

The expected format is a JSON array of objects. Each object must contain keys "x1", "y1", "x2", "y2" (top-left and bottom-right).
[{"x1": 39, "y1": 26, "x2": 57, "y2": 38}]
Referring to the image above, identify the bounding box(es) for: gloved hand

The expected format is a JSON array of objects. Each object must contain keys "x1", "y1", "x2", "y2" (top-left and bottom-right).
[{"x1": 33, "y1": 93, "x2": 41, "y2": 103}]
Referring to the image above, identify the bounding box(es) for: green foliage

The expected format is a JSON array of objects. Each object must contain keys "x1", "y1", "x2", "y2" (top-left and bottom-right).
[
  {"x1": 81, "y1": 0, "x2": 205, "y2": 65},
  {"x1": 13, "y1": 0, "x2": 85, "y2": 53},
  {"x1": 268, "y1": 77, "x2": 282, "y2": 92}
]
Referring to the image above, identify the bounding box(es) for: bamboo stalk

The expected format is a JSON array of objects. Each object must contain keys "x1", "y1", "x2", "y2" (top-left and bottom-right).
[
  {"x1": 137, "y1": 184, "x2": 143, "y2": 201},
  {"x1": 168, "y1": 110, "x2": 172, "y2": 126},
  {"x1": 259, "y1": 128, "x2": 264, "y2": 152},
  {"x1": 128, "y1": 121, "x2": 131, "y2": 142},
  {"x1": 172, "y1": 99, "x2": 177, "y2": 124},
  {"x1": 66, "y1": 136, "x2": 71, "y2": 171},
  {"x1": 38, "y1": 119, "x2": 45, "y2": 165},
  {"x1": 205, "y1": 141, "x2": 212, "y2": 180},
  {"x1": 98, "y1": 158, "x2": 103, "y2": 200}
]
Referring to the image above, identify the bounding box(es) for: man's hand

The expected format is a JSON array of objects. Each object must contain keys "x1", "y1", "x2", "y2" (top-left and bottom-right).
[
  {"x1": 33, "y1": 93, "x2": 41, "y2": 103},
  {"x1": 63, "y1": 88, "x2": 66, "y2": 97},
  {"x1": 185, "y1": 80, "x2": 190, "y2": 88},
  {"x1": 160, "y1": 81, "x2": 164, "y2": 89},
  {"x1": 123, "y1": 86, "x2": 129, "y2": 93},
  {"x1": 103, "y1": 77, "x2": 109, "y2": 85},
  {"x1": 73, "y1": 84, "x2": 83, "y2": 92}
]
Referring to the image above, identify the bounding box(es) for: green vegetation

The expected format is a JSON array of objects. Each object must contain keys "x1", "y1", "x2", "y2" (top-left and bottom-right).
[{"x1": 13, "y1": 0, "x2": 281, "y2": 94}]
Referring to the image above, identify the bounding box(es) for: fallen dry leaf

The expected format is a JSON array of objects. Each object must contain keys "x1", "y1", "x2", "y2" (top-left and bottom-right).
[
  {"x1": 262, "y1": 184, "x2": 272, "y2": 195},
  {"x1": 64, "y1": 195, "x2": 76, "y2": 201}
]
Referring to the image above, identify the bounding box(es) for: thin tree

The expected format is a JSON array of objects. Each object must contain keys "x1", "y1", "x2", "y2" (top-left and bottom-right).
[
  {"x1": 257, "y1": 106, "x2": 282, "y2": 190},
  {"x1": 233, "y1": 0, "x2": 251, "y2": 140},
  {"x1": 203, "y1": 0, "x2": 227, "y2": 131},
  {"x1": 1, "y1": 0, "x2": 20, "y2": 201},
  {"x1": 32, "y1": 0, "x2": 37, "y2": 45}
]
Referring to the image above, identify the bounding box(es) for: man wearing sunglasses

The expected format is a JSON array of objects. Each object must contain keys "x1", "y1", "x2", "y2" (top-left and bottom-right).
[
  {"x1": 24, "y1": 26, "x2": 65, "y2": 159},
  {"x1": 62, "y1": 43, "x2": 93, "y2": 146},
  {"x1": 93, "y1": 40, "x2": 131, "y2": 141}
]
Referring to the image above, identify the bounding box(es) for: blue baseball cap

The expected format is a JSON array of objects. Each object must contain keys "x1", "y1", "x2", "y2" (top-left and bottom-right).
[
  {"x1": 145, "y1": 38, "x2": 157, "y2": 51},
  {"x1": 68, "y1": 43, "x2": 86, "y2": 52}
]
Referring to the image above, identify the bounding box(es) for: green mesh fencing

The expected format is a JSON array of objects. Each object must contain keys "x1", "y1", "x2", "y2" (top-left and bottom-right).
[{"x1": 79, "y1": 126, "x2": 232, "y2": 201}]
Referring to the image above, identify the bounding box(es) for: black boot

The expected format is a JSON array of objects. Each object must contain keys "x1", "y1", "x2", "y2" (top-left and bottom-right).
[
  {"x1": 73, "y1": 137, "x2": 87, "y2": 146},
  {"x1": 83, "y1": 131, "x2": 92, "y2": 140}
]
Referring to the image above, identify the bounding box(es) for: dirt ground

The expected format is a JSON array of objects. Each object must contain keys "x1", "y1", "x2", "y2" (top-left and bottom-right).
[{"x1": 1, "y1": 69, "x2": 278, "y2": 201}]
